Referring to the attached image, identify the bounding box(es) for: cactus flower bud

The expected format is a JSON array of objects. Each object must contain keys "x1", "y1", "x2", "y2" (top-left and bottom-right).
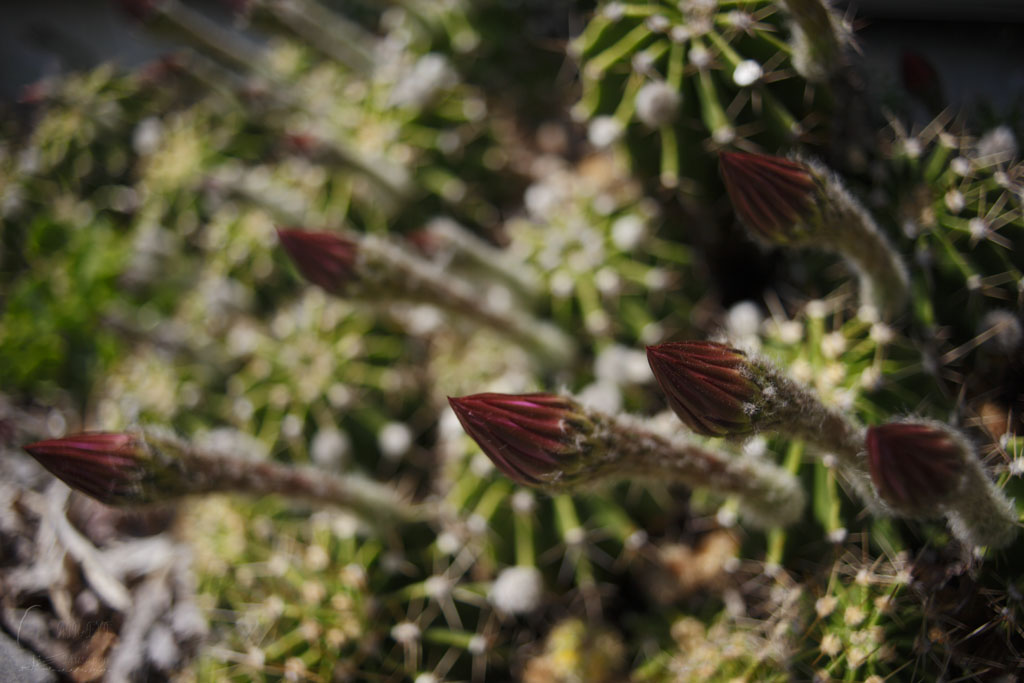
[
  {"x1": 114, "y1": 0, "x2": 158, "y2": 21},
  {"x1": 22, "y1": 429, "x2": 425, "y2": 522},
  {"x1": 719, "y1": 151, "x2": 821, "y2": 244},
  {"x1": 277, "y1": 228, "x2": 360, "y2": 294},
  {"x1": 646, "y1": 342, "x2": 766, "y2": 438},
  {"x1": 866, "y1": 423, "x2": 966, "y2": 512},
  {"x1": 448, "y1": 394, "x2": 592, "y2": 486},
  {"x1": 450, "y1": 392, "x2": 805, "y2": 526},
  {"x1": 720, "y1": 151, "x2": 910, "y2": 318},
  {"x1": 23, "y1": 432, "x2": 162, "y2": 505},
  {"x1": 900, "y1": 52, "x2": 945, "y2": 114}
]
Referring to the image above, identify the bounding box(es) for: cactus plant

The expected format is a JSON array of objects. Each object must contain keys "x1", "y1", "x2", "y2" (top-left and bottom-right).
[{"x1": 2, "y1": 1, "x2": 1024, "y2": 681}]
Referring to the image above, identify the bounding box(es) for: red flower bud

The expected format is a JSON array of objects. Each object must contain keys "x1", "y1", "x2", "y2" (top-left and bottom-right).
[
  {"x1": 646, "y1": 342, "x2": 762, "y2": 437},
  {"x1": 23, "y1": 433, "x2": 150, "y2": 505},
  {"x1": 277, "y1": 228, "x2": 359, "y2": 294},
  {"x1": 719, "y1": 151, "x2": 819, "y2": 244},
  {"x1": 448, "y1": 393, "x2": 590, "y2": 486},
  {"x1": 17, "y1": 81, "x2": 54, "y2": 106},
  {"x1": 866, "y1": 423, "x2": 966, "y2": 511},
  {"x1": 901, "y1": 52, "x2": 945, "y2": 114},
  {"x1": 283, "y1": 133, "x2": 321, "y2": 156},
  {"x1": 114, "y1": 0, "x2": 158, "y2": 21}
]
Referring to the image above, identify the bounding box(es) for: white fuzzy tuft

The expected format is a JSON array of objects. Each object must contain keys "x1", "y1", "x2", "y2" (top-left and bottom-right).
[
  {"x1": 379, "y1": 422, "x2": 413, "y2": 460},
  {"x1": 390, "y1": 621, "x2": 421, "y2": 644},
  {"x1": 733, "y1": 59, "x2": 763, "y2": 87},
  {"x1": 980, "y1": 310, "x2": 1023, "y2": 354},
  {"x1": 311, "y1": 427, "x2": 350, "y2": 470},
  {"x1": 489, "y1": 565, "x2": 544, "y2": 614},
  {"x1": 588, "y1": 116, "x2": 624, "y2": 149},
  {"x1": 635, "y1": 81, "x2": 682, "y2": 128},
  {"x1": 974, "y1": 125, "x2": 1018, "y2": 164}
]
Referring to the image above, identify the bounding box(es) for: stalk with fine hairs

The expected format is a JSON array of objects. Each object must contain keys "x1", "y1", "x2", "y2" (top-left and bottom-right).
[
  {"x1": 647, "y1": 341, "x2": 874, "y2": 506},
  {"x1": 278, "y1": 228, "x2": 576, "y2": 368},
  {"x1": 720, "y1": 151, "x2": 909, "y2": 320},
  {"x1": 781, "y1": 0, "x2": 849, "y2": 83},
  {"x1": 409, "y1": 218, "x2": 542, "y2": 304},
  {"x1": 867, "y1": 421, "x2": 1018, "y2": 549},
  {"x1": 119, "y1": 0, "x2": 276, "y2": 80},
  {"x1": 646, "y1": 341, "x2": 1019, "y2": 548},
  {"x1": 254, "y1": 0, "x2": 377, "y2": 74},
  {"x1": 448, "y1": 393, "x2": 805, "y2": 529},
  {"x1": 22, "y1": 428, "x2": 432, "y2": 524},
  {"x1": 124, "y1": 0, "x2": 414, "y2": 200}
]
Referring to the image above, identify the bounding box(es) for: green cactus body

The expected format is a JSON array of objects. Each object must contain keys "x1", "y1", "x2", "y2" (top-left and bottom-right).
[{"x1": 5, "y1": 1, "x2": 1024, "y2": 682}]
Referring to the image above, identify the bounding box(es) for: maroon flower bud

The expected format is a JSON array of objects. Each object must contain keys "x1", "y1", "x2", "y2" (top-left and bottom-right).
[
  {"x1": 900, "y1": 52, "x2": 945, "y2": 114},
  {"x1": 404, "y1": 228, "x2": 444, "y2": 258},
  {"x1": 114, "y1": 0, "x2": 159, "y2": 21},
  {"x1": 448, "y1": 393, "x2": 591, "y2": 486},
  {"x1": 137, "y1": 53, "x2": 186, "y2": 86},
  {"x1": 866, "y1": 423, "x2": 967, "y2": 512},
  {"x1": 17, "y1": 80, "x2": 54, "y2": 106},
  {"x1": 719, "y1": 151, "x2": 820, "y2": 244},
  {"x1": 220, "y1": 0, "x2": 253, "y2": 15},
  {"x1": 23, "y1": 433, "x2": 151, "y2": 505},
  {"x1": 277, "y1": 228, "x2": 359, "y2": 294},
  {"x1": 283, "y1": 132, "x2": 321, "y2": 156},
  {"x1": 646, "y1": 342, "x2": 763, "y2": 437}
]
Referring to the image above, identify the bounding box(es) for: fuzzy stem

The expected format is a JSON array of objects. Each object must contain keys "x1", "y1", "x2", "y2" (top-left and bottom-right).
[
  {"x1": 263, "y1": 0, "x2": 376, "y2": 74},
  {"x1": 780, "y1": 0, "x2": 845, "y2": 83},
  {"x1": 423, "y1": 219, "x2": 542, "y2": 303},
  {"x1": 153, "y1": 0, "x2": 276, "y2": 79},
  {"x1": 745, "y1": 355, "x2": 882, "y2": 510},
  {"x1": 189, "y1": 456, "x2": 421, "y2": 520},
  {"x1": 311, "y1": 135, "x2": 416, "y2": 201},
  {"x1": 357, "y1": 235, "x2": 577, "y2": 367},
  {"x1": 557, "y1": 410, "x2": 806, "y2": 529},
  {"x1": 754, "y1": 353, "x2": 1016, "y2": 545},
  {"x1": 944, "y1": 463, "x2": 1018, "y2": 549},
  {"x1": 144, "y1": 429, "x2": 431, "y2": 523},
  {"x1": 822, "y1": 194, "x2": 911, "y2": 320}
]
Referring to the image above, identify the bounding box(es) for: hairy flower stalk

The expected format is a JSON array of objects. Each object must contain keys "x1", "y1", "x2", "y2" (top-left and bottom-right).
[
  {"x1": 781, "y1": 0, "x2": 848, "y2": 83},
  {"x1": 448, "y1": 393, "x2": 805, "y2": 528},
  {"x1": 279, "y1": 228, "x2": 575, "y2": 367},
  {"x1": 647, "y1": 341, "x2": 1019, "y2": 546},
  {"x1": 23, "y1": 429, "x2": 427, "y2": 523},
  {"x1": 127, "y1": 2, "x2": 412, "y2": 199},
  {"x1": 646, "y1": 341, "x2": 875, "y2": 506},
  {"x1": 867, "y1": 422, "x2": 1017, "y2": 548},
  {"x1": 720, "y1": 151, "x2": 909, "y2": 319},
  {"x1": 258, "y1": 0, "x2": 376, "y2": 75},
  {"x1": 283, "y1": 130, "x2": 415, "y2": 201},
  {"x1": 410, "y1": 219, "x2": 541, "y2": 304},
  {"x1": 119, "y1": 0, "x2": 275, "y2": 80}
]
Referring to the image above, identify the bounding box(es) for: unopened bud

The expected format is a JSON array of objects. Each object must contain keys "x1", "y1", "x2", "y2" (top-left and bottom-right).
[
  {"x1": 719, "y1": 151, "x2": 821, "y2": 244},
  {"x1": 866, "y1": 422, "x2": 966, "y2": 513},
  {"x1": 277, "y1": 228, "x2": 360, "y2": 294},
  {"x1": 448, "y1": 394, "x2": 591, "y2": 487},
  {"x1": 22, "y1": 432, "x2": 186, "y2": 505},
  {"x1": 646, "y1": 341, "x2": 769, "y2": 437}
]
